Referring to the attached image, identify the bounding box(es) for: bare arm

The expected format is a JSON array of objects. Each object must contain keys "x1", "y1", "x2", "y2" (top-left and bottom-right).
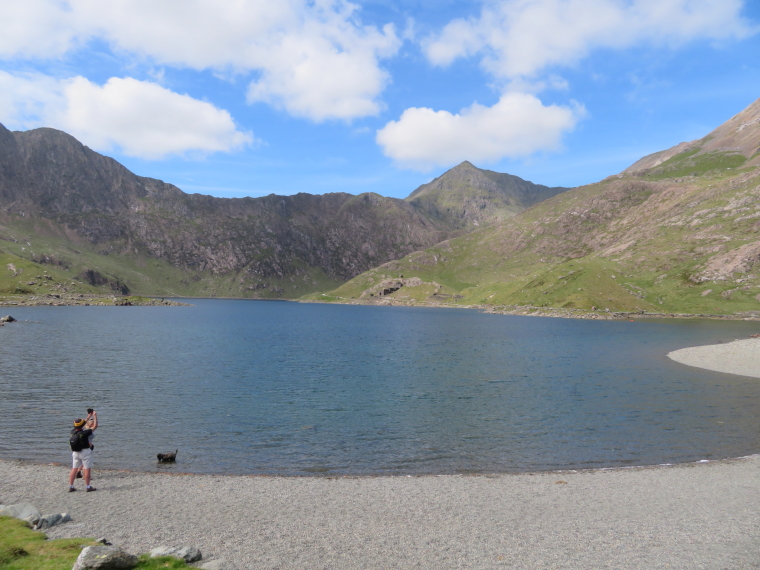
[{"x1": 87, "y1": 411, "x2": 98, "y2": 431}]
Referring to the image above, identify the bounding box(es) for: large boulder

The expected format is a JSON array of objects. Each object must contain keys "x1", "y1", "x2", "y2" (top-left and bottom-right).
[
  {"x1": 149, "y1": 545, "x2": 202, "y2": 563},
  {"x1": 72, "y1": 545, "x2": 137, "y2": 570},
  {"x1": 0, "y1": 315, "x2": 16, "y2": 322},
  {"x1": 0, "y1": 502, "x2": 41, "y2": 525},
  {"x1": 34, "y1": 512, "x2": 71, "y2": 530}
]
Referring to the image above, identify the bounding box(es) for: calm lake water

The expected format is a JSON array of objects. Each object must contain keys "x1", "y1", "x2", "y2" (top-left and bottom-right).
[{"x1": 0, "y1": 300, "x2": 759, "y2": 475}]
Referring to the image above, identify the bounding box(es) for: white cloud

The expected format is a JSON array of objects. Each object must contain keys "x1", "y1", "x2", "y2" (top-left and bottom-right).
[
  {"x1": 424, "y1": 0, "x2": 754, "y2": 80},
  {"x1": 0, "y1": 71, "x2": 64, "y2": 129},
  {"x1": 0, "y1": 0, "x2": 400, "y2": 122},
  {"x1": 376, "y1": 92, "x2": 583, "y2": 170},
  {"x1": 0, "y1": 0, "x2": 82, "y2": 59},
  {"x1": 0, "y1": 72, "x2": 252, "y2": 159},
  {"x1": 244, "y1": 19, "x2": 398, "y2": 121}
]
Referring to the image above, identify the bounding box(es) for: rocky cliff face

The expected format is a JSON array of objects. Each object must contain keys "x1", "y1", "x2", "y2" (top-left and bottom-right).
[{"x1": 0, "y1": 124, "x2": 559, "y2": 298}]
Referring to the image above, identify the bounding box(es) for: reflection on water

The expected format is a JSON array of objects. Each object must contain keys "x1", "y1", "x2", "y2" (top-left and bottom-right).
[{"x1": 1, "y1": 300, "x2": 759, "y2": 475}]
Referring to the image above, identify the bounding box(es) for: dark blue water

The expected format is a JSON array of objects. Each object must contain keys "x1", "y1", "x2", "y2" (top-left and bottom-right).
[{"x1": 0, "y1": 300, "x2": 759, "y2": 475}]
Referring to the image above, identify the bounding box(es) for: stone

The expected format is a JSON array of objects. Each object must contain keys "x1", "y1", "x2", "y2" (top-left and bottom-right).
[
  {"x1": 0, "y1": 502, "x2": 41, "y2": 525},
  {"x1": 176, "y1": 546, "x2": 202, "y2": 562},
  {"x1": 0, "y1": 315, "x2": 16, "y2": 322},
  {"x1": 71, "y1": 545, "x2": 137, "y2": 570},
  {"x1": 200, "y1": 559, "x2": 233, "y2": 570},
  {"x1": 149, "y1": 545, "x2": 202, "y2": 563},
  {"x1": 34, "y1": 512, "x2": 71, "y2": 530},
  {"x1": 149, "y1": 546, "x2": 178, "y2": 558}
]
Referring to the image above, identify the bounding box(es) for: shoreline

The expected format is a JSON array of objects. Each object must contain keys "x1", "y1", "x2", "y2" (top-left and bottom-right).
[
  {"x1": 301, "y1": 298, "x2": 760, "y2": 321},
  {"x1": 2, "y1": 455, "x2": 759, "y2": 569},
  {"x1": 2, "y1": 293, "x2": 760, "y2": 321},
  {"x1": 0, "y1": 293, "x2": 190, "y2": 307},
  {"x1": 668, "y1": 337, "x2": 760, "y2": 379},
  {"x1": 5, "y1": 450, "x2": 759, "y2": 479}
]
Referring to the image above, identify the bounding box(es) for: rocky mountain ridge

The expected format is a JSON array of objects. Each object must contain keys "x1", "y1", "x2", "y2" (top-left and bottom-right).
[{"x1": 0, "y1": 123, "x2": 564, "y2": 299}]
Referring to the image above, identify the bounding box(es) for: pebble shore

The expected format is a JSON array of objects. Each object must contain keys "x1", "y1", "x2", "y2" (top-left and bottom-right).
[
  {"x1": 1, "y1": 457, "x2": 759, "y2": 569},
  {"x1": 668, "y1": 337, "x2": 760, "y2": 378}
]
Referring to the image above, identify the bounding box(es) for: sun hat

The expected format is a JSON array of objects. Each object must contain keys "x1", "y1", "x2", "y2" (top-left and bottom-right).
[{"x1": 73, "y1": 418, "x2": 86, "y2": 427}]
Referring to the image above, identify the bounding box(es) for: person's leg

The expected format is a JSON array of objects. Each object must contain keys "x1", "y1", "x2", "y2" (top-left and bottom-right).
[
  {"x1": 69, "y1": 452, "x2": 82, "y2": 490},
  {"x1": 81, "y1": 450, "x2": 95, "y2": 490}
]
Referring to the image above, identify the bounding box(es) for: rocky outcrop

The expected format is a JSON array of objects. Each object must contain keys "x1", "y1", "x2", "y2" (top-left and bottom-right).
[
  {"x1": 77, "y1": 270, "x2": 129, "y2": 295},
  {"x1": 0, "y1": 501, "x2": 72, "y2": 530},
  {"x1": 72, "y1": 545, "x2": 138, "y2": 570},
  {"x1": 34, "y1": 512, "x2": 72, "y2": 530}
]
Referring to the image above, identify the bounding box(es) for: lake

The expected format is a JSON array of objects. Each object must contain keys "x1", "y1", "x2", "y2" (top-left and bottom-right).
[{"x1": 0, "y1": 300, "x2": 759, "y2": 475}]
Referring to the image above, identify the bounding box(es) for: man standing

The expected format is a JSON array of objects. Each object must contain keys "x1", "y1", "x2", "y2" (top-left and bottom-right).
[{"x1": 68, "y1": 412, "x2": 97, "y2": 492}]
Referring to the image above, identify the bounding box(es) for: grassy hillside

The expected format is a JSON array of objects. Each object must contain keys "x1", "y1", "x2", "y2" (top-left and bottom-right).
[
  {"x1": 0, "y1": 219, "x2": 341, "y2": 302},
  {"x1": 310, "y1": 160, "x2": 760, "y2": 316}
]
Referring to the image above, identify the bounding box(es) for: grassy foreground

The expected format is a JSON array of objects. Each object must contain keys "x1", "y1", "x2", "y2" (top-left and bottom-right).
[{"x1": 0, "y1": 517, "x2": 189, "y2": 570}]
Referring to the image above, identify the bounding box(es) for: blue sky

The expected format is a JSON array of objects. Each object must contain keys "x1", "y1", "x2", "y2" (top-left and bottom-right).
[{"x1": 1, "y1": 0, "x2": 758, "y2": 199}]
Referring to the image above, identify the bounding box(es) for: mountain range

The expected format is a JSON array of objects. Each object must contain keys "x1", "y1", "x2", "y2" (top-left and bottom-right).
[
  {"x1": 2, "y1": 97, "x2": 759, "y2": 315},
  {"x1": 319, "y1": 97, "x2": 760, "y2": 316},
  {"x1": 0, "y1": 123, "x2": 566, "y2": 299}
]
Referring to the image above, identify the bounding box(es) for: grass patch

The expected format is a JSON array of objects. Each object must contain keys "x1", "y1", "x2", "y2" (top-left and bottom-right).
[
  {"x1": 0, "y1": 517, "x2": 193, "y2": 570},
  {"x1": 0, "y1": 516, "x2": 93, "y2": 570},
  {"x1": 644, "y1": 149, "x2": 747, "y2": 179}
]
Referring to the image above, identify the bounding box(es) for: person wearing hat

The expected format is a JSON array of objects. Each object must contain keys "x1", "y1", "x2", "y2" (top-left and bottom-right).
[{"x1": 68, "y1": 413, "x2": 97, "y2": 492}]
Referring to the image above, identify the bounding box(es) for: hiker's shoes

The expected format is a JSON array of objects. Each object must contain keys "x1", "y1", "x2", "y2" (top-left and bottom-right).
[
  {"x1": 68, "y1": 487, "x2": 76, "y2": 492},
  {"x1": 86, "y1": 487, "x2": 97, "y2": 492}
]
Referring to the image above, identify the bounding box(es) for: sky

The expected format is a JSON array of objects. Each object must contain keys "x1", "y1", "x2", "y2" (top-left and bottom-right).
[{"x1": 0, "y1": 0, "x2": 759, "y2": 200}]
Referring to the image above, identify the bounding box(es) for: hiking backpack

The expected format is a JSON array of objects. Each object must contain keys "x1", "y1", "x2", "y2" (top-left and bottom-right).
[{"x1": 69, "y1": 430, "x2": 86, "y2": 452}]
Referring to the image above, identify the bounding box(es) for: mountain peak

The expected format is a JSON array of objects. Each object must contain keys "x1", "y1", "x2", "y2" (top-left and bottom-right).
[{"x1": 405, "y1": 161, "x2": 568, "y2": 229}]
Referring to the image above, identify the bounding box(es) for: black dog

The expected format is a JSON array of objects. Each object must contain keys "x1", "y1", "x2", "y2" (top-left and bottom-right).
[{"x1": 157, "y1": 449, "x2": 178, "y2": 463}]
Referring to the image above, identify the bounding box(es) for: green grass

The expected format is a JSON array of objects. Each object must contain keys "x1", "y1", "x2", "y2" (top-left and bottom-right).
[
  {"x1": 643, "y1": 149, "x2": 747, "y2": 179},
  {"x1": 0, "y1": 517, "x2": 93, "y2": 570},
  {"x1": 0, "y1": 517, "x2": 191, "y2": 570}
]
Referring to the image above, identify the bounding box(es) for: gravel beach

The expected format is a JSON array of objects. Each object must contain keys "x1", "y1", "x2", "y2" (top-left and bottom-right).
[
  {"x1": 1, "y1": 458, "x2": 759, "y2": 569},
  {"x1": 668, "y1": 338, "x2": 760, "y2": 379}
]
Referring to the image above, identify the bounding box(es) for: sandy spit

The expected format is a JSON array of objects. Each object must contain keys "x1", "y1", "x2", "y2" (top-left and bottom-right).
[
  {"x1": 668, "y1": 338, "x2": 760, "y2": 378},
  {"x1": 1, "y1": 458, "x2": 759, "y2": 569}
]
